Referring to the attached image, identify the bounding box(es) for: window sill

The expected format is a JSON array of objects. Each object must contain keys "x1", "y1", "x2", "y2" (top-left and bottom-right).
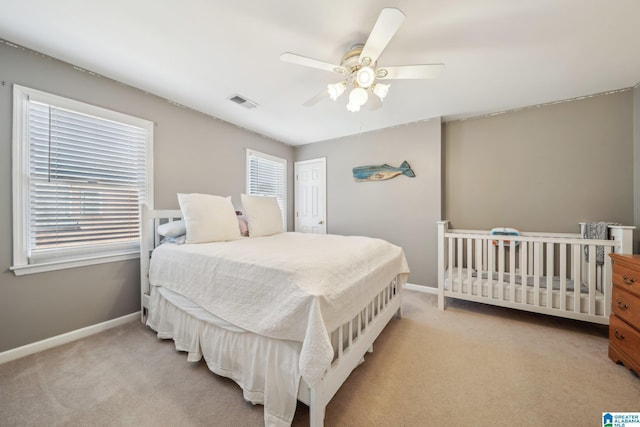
[{"x1": 10, "y1": 252, "x2": 140, "y2": 276}]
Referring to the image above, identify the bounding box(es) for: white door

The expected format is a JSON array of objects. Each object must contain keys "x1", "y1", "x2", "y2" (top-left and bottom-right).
[{"x1": 295, "y1": 158, "x2": 326, "y2": 234}]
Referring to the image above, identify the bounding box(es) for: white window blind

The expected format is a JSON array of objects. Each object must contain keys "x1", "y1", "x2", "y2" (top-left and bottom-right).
[
  {"x1": 246, "y1": 149, "x2": 287, "y2": 228},
  {"x1": 12, "y1": 85, "x2": 153, "y2": 274}
]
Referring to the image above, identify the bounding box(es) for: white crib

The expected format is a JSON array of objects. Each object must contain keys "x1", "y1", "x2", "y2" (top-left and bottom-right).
[{"x1": 437, "y1": 221, "x2": 634, "y2": 324}]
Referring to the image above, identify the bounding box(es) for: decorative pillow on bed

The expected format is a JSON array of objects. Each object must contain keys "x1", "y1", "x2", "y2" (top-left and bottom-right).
[
  {"x1": 240, "y1": 194, "x2": 284, "y2": 237},
  {"x1": 177, "y1": 193, "x2": 241, "y2": 243},
  {"x1": 160, "y1": 234, "x2": 186, "y2": 245},
  {"x1": 157, "y1": 219, "x2": 186, "y2": 238}
]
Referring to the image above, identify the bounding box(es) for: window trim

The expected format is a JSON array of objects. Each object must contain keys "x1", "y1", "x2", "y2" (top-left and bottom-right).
[
  {"x1": 11, "y1": 85, "x2": 154, "y2": 276},
  {"x1": 245, "y1": 148, "x2": 287, "y2": 229}
]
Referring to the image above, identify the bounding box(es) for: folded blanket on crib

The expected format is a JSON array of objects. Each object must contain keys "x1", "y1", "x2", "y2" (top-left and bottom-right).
[
  {"x1": 471, "y1": 271, "x2": 587, "y2": 293},
  {"x1": 583, "y1": 221, "x2": 617, "y2": 265}
]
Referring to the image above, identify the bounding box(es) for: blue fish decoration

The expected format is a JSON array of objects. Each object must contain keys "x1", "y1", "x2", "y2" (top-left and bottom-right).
[{"x1": 352, "y1": 161, "x2": 416, "y2": 182}]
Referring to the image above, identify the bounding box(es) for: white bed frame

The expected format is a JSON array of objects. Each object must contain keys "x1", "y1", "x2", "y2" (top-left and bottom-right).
[
  {"x1": 140, "y1": 205, "x2": 403, "y2": 426},
  {"x1": 437, "y1": 221, "x2": 634, "y2": 324}
]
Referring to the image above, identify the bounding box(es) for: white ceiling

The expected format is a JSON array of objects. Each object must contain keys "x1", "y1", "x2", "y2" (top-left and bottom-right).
[{"x1": 1, "y1": 0, "x2": 639, "y2": 146}]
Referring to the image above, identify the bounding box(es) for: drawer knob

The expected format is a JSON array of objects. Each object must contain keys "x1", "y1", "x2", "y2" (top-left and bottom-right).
[
  {"x1": 616, "y1": 299, "x2": 629, "y2": 310},
  {"x1": 622, "y1": 274, "x2": 636, "y2": 286},
  {"x1": 614, "y1": 329, "x2": 625, "y2": 341}
]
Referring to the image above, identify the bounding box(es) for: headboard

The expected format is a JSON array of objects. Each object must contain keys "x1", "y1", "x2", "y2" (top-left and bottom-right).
[{"x1": 139, "y1": 204, "x2": 183, "y2": 322}]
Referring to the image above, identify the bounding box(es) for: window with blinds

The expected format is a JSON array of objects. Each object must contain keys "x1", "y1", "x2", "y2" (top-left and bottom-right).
[
  {"x1": 12, "y1": 85, "x2": 153, "y2": 274},
  {"x1": 246, "y1": 149, "x2": 287, "y2": 228}
]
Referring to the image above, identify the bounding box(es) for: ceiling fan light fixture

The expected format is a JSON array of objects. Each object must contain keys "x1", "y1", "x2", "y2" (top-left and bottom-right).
[
  {"x1": 373, "y1": 83, "x2": 390, "y2": 100},
  {"x1": 356, "y1": 66, "x2": 375, "y2": 88},
  {"x1": 327, "y1": 82, "x2": 346, "y2": 101},
  {"x1": 349, "y1": 87, "x2": 369, "y2": 107},
  {"x1": 346, "y1": 103, "x2": 361, "y2": 112}
]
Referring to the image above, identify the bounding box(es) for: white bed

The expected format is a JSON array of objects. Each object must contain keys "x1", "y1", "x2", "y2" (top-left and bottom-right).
[
  {"x1": 140, "y1": 205, "x2": 409, "y2": 426},
  {"x1": 437, "y1": 221, "x2": 634, "y2": 324}
]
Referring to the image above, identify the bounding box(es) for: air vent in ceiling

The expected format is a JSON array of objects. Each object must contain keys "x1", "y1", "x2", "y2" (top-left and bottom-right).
[{"x1": 228, "y1": 94, "x2": 259, "y2": 109}]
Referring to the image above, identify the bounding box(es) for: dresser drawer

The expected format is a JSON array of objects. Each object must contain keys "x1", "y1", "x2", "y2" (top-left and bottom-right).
[
  {"x1": 612, "y1": 264, "x2": 640, "y2": 298},
  {"x1": 609, "y1": 315, "x2": 640, "y2": 365},
  {"x1": 612, "y1": 286, "x2": 640, "y2": 327}
]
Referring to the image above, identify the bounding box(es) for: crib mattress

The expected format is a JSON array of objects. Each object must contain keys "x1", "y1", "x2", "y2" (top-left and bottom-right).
[
  {"x1": 444, "y1": 268, "x2": 592, "y2": 291},
  {"x1": 444, "y1": 269, "x2": 605, "y2": 316}
]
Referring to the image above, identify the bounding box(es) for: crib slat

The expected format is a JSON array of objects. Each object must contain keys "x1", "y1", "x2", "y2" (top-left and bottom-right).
[
  {"x1": 573, "y1": 244, "x2": 581, "y2": 313},
  {"x1": 520, "y1": 241, "x2": 527, "y2": 304},
  {"x1": 546, "y1": 243, "x2": 554, "y2": 310},
  {"x1": 498, "y1": 240, "x2": 505, "y2": 301},
  {"x1": 533, "y1": 242, "x2": 541, "y2": 307},
  {"x1": 457, "y1": 237, "x2": 463, "y2": 294},
  {"x1": 588, "y1": 244, "x2": 596, "y2": 316},
  {"x1": 466, "y1": 238, "x2": 473, "y2": 295},
  {"x1": 475, "y1": 238, "x2": 483, "y2": 296},
  {"x1": 487, "y1": 238, "x2": 493, "y2": 299},
  {"x1": 482, "y1": 240, "x2": 487, "y2": 272},
  {"x1": 559, "y1": 244, "x2": 567, "y2": 311},
  {"x1": 509, "y1": 242, "x2": 516, "y2": 303},
  {"x1": 447, "y1": 237, "x2": 455, "y2": 292}
]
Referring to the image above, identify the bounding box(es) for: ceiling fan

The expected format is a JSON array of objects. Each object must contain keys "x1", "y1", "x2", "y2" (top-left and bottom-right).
[{"x1": 280, "y1": 7, "x2": 444, "y2": 112}]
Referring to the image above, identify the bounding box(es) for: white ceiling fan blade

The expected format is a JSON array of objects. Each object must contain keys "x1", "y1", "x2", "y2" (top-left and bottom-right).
[
  {"x1": 359, "y1": 8, "x2": 405, "y2": 65},
  {"x1": 280, "y1": 52, "x2": 345, "y2": 74},
  {"x1": 377, "y1": 64, "x2": 445, "y2": 80}
]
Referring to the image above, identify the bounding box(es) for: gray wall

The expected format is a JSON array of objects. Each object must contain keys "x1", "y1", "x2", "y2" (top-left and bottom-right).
[
  {"x1": 0, "y1": 42, "x2": 294, "y2": 353},
  {"x1": 296, "y1": 119, "x2": 442, "y2": 287},
  {"x1": 444, "y1": 90, "x2": 634, "y2": 233}
]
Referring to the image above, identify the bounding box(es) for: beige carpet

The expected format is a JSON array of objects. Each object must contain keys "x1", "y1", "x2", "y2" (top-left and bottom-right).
[{"x1": 1, "y1": 291, "x2": 639, "y2": 426}]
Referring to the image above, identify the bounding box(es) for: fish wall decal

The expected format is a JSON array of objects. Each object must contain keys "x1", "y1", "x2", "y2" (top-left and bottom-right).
[{"x1": 352, "y1": 160, "x2": 416, "y2": 182}]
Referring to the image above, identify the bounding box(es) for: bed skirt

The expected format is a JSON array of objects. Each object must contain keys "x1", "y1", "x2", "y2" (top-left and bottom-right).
[{"x1": 147, "y1": 286, "x2": 303, "y2": 427}]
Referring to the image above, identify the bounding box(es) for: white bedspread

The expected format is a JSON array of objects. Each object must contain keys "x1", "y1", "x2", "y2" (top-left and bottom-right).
[{"x1": 149, "y1": 232, "x2": 409, "y2": 386}]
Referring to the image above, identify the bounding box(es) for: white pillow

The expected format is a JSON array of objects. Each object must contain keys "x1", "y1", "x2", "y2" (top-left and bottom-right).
[
  {"x1": 241, "y1": 194, "x2": 284, "y2": 237},
  {"x1": 177, "y1": 193, "x2": 241, "y2": 243},
  {"x1": 157, "y1": 219, "x2": 186, "y2": 238}
]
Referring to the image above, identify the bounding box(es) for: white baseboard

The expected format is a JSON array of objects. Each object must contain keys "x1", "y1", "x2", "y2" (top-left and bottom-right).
[
  {"x1": 0, "y1": 312, "x2": 140, "y2": 365},
  {"x1": 404, "y1": 283, "x2": 438, "y2": 294}
]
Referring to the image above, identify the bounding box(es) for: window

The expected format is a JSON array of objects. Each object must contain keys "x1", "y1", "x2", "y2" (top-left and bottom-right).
[
  {"x1": 11, "y1": 85, "x2": 153, "y2": 275},
  {"x1": 246, "y1": 149, "x2": 287, "y2": 228}
]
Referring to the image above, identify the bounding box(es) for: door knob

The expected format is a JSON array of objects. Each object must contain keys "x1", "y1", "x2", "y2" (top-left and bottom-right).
[{"x1": 318, "y1": 220, "x2": 324, "y2": 224}]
